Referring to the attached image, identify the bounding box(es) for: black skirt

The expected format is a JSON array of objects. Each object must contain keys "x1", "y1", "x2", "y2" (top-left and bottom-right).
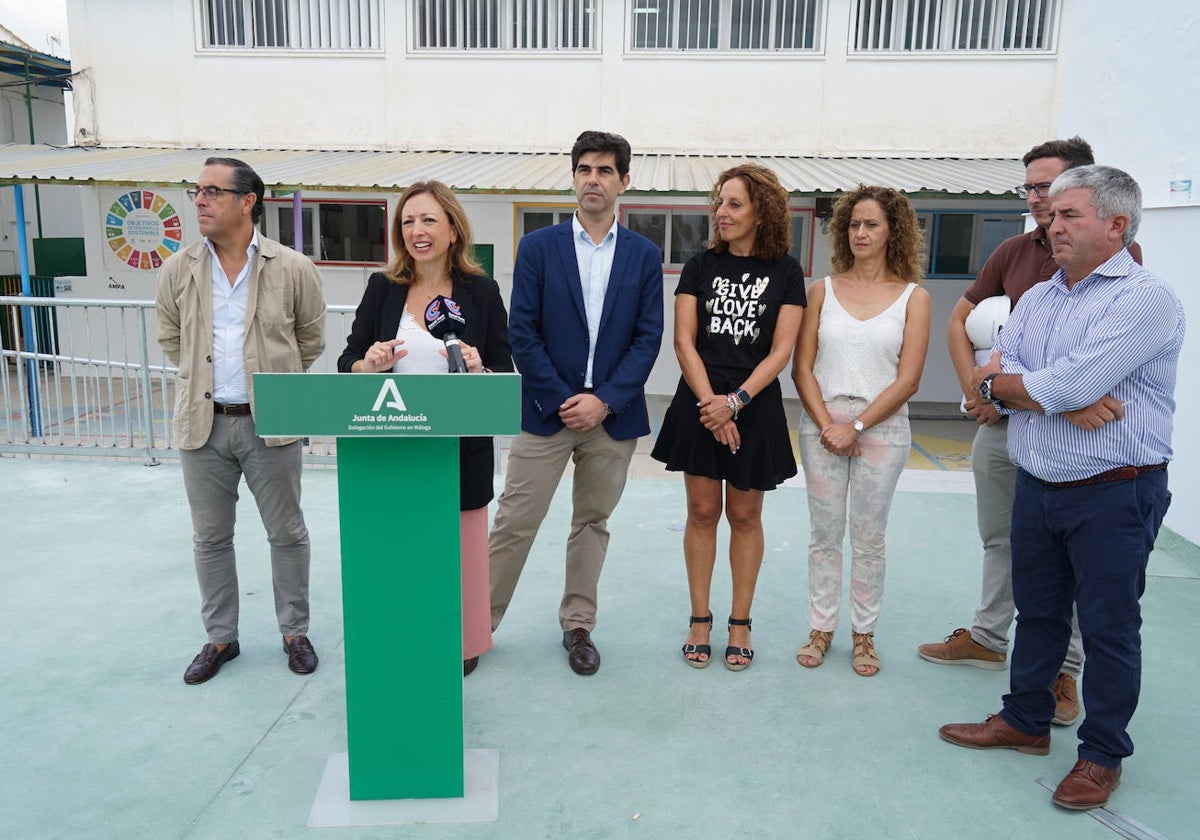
[{"x1": 651, "y1": 375, "x2": 797, "y2": 492}]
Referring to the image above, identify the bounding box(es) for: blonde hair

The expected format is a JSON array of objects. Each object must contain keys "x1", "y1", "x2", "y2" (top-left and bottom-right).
[{"x1": 383, "y1": 181, "x2": 483, "y2": 283}]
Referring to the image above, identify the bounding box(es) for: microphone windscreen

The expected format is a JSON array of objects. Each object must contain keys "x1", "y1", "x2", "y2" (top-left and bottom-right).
[{"x1": 425, "y1": 295, "x2": 467, "y2": 340}]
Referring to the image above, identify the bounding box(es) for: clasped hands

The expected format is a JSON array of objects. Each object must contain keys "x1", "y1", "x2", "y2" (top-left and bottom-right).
[
  {"x1": 559, "y1": 393, "x2": 608, "y2": 432},
  {"x1": 697, "y1": 394, "x2": 740, "y2": 454},
  {"x1": 819, "y1": 422, "x2": 861, "y2": 457}
]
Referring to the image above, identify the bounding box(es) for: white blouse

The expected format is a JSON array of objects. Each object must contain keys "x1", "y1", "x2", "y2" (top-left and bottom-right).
[
  {"x1": 390, "y1": 307, "x2": 448, "y2": 374},
  {"x1": 813, "y1": 276, "x2": 917, "y2": 403}
]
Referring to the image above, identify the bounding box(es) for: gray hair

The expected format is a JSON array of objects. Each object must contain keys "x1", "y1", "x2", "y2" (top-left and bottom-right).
[{"x1": 1049, "y1": 164, "x2": 1141, "y2": 246}]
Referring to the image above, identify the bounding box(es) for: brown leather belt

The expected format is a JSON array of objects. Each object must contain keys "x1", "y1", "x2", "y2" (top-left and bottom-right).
[
  {"x1": 1044, "y1": 462, "x2": 1168, "y2": 489},
  {"x1": 213, "y1": 402, "x2": 252, "y2": 416}
]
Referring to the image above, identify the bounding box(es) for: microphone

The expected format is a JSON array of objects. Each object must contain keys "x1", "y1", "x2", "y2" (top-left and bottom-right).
[{"x1": 424, "y1": 295, "x2": 468, "y2": 373}]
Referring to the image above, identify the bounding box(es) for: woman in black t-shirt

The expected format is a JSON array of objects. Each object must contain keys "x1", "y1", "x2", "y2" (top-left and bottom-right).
[{"x1": 652, "y1": 164, "x2": 806, "y2": 671}]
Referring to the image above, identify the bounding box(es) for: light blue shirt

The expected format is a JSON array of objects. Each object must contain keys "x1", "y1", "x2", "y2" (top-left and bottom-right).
[
  {"x1": 996, "y1": 248, "x2": 1185, "y2": 483},
  {"x1": 206, "y1": 231, "x2": 260, "y2": 404},
  {"x1": 572, "y1": 212, "x2": 618, "y2": 388}
]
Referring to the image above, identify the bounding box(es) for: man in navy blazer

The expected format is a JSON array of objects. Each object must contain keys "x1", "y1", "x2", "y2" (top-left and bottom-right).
[{"x1": 489, "y1": 130, "x2": 664, "y2": 675}]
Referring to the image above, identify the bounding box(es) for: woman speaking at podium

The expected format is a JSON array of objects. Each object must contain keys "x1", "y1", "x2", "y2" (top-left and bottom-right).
[{"x1": 338, "y1": 181, "x2": 512, "y2": 676}]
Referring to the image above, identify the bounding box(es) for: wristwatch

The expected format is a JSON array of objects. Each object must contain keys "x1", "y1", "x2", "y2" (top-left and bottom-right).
[
  {"x1": 734, "y1": 388, "x2": 752, "y2": 407},
  {"x1": 852, "y1": 419, "x2": 865, "y2": 433},
  {"x1": 978, "y1": 373, "x2": 999, "y2": 403}
]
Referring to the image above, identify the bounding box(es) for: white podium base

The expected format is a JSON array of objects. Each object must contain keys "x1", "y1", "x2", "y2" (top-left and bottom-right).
[{"x1": 307, "y1": 749, "x2": 499, "y2": 827}]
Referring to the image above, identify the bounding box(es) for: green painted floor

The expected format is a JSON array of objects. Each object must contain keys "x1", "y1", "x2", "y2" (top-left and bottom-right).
[{"x1": 4, "y1": 456, "x2": 1196, "y2": 840}]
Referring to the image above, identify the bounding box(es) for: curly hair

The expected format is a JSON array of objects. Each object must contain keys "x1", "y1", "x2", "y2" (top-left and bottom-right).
[
  {"x1": 828, "y1": 185, "x2": 924, "y2": 284},
  {"x1": 383, "y1": 181, "x2": 483, "y2": 284},
  {"x1": 707, "y1": 164, "x2": 792, "y2": 262}
]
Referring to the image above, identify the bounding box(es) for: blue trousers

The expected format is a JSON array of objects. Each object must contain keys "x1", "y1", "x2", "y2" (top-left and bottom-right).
[{"x1": 999, "y1": 468, "x2": 1170, "y2": 767}]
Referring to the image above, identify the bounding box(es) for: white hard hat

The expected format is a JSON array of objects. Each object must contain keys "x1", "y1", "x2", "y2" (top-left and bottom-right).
[{"x1": 965, "y1": 295, "x2": 1011, "y2": 351}]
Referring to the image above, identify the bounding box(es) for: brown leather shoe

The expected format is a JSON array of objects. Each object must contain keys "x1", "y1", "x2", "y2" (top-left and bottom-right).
[
  {"x1": 1052, "y1": 759, "x2": 1121, "y2": 810},
  {"x1": 283, "y1": 635, "x2": 318, "y2": 675},
  {"x1": 939, "y1": 714, "x2": 1050, "y2": 755},
  {"x1": 563, "y1": 628, "x2": 600, "y2": 675},
  {"x1": 1051, "y1": 672, "x2": 1080, "y2": 726},
  {"x1": 463, "y1": 656, "x2": 479, "y2": 677},
  {"x1": 184, "y1": 641, "x2": 240, "y2": 685},
  {"x1": 918, "y1": 628, "x2": 1007, "y2": 670}
]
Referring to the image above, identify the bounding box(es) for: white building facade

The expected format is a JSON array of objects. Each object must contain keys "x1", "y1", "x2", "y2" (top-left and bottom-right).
[
  {"x1": 3, "y1": 0, "x2": 1194, "y2": 538},
  {"x1": 54, "y1": 0, "x2": 1075, "y2": 399}
]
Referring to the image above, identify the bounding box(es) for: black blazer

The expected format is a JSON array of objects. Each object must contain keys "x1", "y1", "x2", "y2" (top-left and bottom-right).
[{"x1": 337, "y1": 271, "x2": 513, "y2": 510}]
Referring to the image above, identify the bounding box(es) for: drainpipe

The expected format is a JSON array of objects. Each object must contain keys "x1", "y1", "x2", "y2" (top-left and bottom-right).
[{"x1": 14, "y1": 184, "x2": 43, "y2": 437}]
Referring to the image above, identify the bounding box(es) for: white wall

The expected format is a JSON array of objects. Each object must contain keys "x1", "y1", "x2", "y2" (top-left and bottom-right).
[
  {"x1": 1055, "y1": 0, "x2": 1199, "y2": 542},
  {"x1": 68, "y1": 0, "x2": 1059, "y2": 156},
  {"x1": 0, "y1": 80, "x2": 80, "y2": 275},
  {"x1": 1131, "y1": 208, "x2": 1200, "y2": 544}
]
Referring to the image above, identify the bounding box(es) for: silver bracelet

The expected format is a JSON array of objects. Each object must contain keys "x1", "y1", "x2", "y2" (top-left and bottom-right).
[{"x1": 726, "y1": 393, "x2": 740, "y2": 420}]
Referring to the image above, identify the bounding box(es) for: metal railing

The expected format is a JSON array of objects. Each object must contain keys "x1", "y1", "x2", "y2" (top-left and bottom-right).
[{"x1": 1, "y1": 295, "x2": 356, "y2": 464}]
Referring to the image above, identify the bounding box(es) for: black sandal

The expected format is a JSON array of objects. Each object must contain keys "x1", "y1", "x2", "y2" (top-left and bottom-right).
[
  {"x1": 725, "y1": 617, "x2": 754, "y2": 671},
  {"x1": 681, "y1": 612, "x2": 713, "y2": 668}
]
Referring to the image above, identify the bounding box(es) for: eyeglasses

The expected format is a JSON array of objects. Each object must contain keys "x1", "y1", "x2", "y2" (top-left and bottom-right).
[
  {"x1": 186, "y1": 186, "x2": 245, "y2": 201},
  {"x1": 1015, "y1": 182, "x2": 1054, "y2": 199}
]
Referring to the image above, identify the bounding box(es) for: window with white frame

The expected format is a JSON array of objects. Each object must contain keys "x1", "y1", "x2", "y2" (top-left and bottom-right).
[
  {"x1": 261, "y1": 199, "x2": 387, "y2": 264},
  {"x1": 625, "y1": 208, "x2": 711, "y2": 268},
  {"x1": 621, "y1": 206, "x2": 813, "y2": 273},
  {"x1": 629, "y1": 0, "x2": 823, "y2": 52},
  {"x1": 789, "y1": 209, "x2": 813, "y2": 274},
  {"x1": 411, "y1": 1, "x2": 597, "y2": 51},
  {"x1": 516, "y1": 206, "x2": 576, "y2": 238},
  {"x1": 919, "y1": 210, "x2": 1023, "y2": 277},
  {"x1": 852, "y1": 0, "x2": 1059, "y2": 52},
  {"x1": 199, "y1": 0, "x2": 382, "y2": 50}
]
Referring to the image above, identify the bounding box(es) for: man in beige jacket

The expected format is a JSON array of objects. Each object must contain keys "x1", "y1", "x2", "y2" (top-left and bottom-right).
[{"x1": 157, "y1": 157, "x2": 326, "y2": 685}]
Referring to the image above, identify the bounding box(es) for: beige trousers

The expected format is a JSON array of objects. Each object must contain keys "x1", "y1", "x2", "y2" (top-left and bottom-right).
[{"x1": 489, "y1": 426, "x2": 636, "y2": 632}]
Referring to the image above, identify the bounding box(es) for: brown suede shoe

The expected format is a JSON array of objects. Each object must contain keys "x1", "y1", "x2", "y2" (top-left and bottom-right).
[
  {"x1": 939, "y1": 714, "x2": 1050, "y2": 755},
  {"x1": 1052, "y1": 759, "x2": 1121, "y2": 810},
  {"x1": 918, "y1": 628, "x2": 1007, "y2": 670},
  {"x1": 1051, "y1": 672, "x2": 1080, "y2": 726}
]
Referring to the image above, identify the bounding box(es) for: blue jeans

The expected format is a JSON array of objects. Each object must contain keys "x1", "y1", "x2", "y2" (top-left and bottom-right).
[{"x1": 999, "y1": 468, "x2": 1170, "y2": 767}]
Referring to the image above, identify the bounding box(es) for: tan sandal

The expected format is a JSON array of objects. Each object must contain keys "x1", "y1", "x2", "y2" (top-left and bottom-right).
[
  {"x1": 852, "y1": 631, "x2": 880, "y2": 677},
  {"x1": 796, "y1": 629, "x2": 833, "y2": 668}
]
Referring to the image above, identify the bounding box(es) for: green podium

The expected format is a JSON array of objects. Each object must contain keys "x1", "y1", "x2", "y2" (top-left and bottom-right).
[{"x1": 254, "y1": 373, "x2": 520, "y2": 804}]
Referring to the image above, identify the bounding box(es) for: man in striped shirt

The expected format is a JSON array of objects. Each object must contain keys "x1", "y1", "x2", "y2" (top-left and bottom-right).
[{"x1": 939, "y1": 165, "x2": 1184, "y2": 812}]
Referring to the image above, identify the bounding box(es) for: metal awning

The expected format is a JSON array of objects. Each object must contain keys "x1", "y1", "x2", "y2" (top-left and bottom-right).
[
  {"x1": 0, "y1": 143, "x2": 1024, "y2": 196},
  {"x1": 0, "y1": 44, "x2": 72, "y2": 90}
]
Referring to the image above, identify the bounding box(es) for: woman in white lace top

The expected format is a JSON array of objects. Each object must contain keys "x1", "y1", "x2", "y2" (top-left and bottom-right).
[{"x1": 791, "y1": 185, "x2": 931, "y2": 676}]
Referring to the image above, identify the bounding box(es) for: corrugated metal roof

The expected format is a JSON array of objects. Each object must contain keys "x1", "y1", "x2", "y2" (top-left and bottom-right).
[{"x1": 0, "y1": 144, "x2": 1024, "y2": 196}]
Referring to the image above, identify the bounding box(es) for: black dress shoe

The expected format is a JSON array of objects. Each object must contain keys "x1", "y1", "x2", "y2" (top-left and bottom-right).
[
  {"x1": 284, "y1": 635, "x2": 319, "y2": 674},
  {"x1": 563, "y1": 628, "x2": 600, "y2": 675},
  {"x1": 184, "y1": 641, "x2": 240, "y2": 685},
  {"x1": 463, "y1": 656, "x2": 480, "y2": 677}
]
